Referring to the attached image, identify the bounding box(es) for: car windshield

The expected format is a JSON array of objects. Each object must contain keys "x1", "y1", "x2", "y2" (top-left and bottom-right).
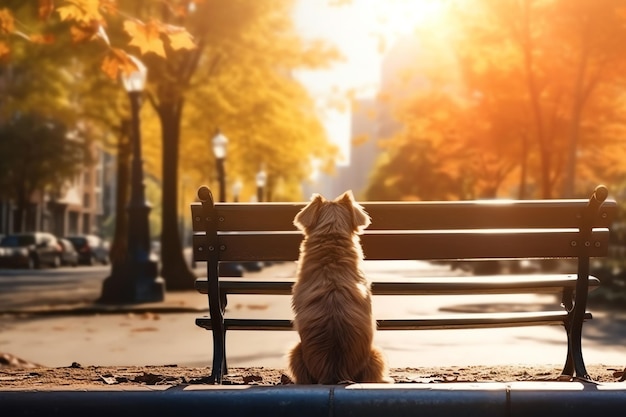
[{"x1": 0, "y1": 235, "x2": 36, "y2": 247}]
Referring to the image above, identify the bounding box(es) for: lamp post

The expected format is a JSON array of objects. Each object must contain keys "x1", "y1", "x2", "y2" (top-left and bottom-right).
[
  {"x1": 211, "y1": 129, "x2": 243, "y2": 277},
  {"x1": 212, "y1": 130, "x2": 228, "y2": 203},
  {"x1": 100, "y1": 56, "x2": 165, "y2": 304},
  {"x1": 232, "y1": 180, "x2": 243, "y2": 203},
  {"x1": 256, "y1": 168, "x2": 267, "y2": 202}
]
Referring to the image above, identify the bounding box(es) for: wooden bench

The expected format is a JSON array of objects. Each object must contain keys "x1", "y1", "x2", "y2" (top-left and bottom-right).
[{"x1": 192, "y1": 185, "x2": 616, "y2": 384}]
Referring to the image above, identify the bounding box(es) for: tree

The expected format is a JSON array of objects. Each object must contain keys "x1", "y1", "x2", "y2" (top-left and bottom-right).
[
  {"x1": 456, "y1": 0, "x2": 626, "y2": 197},
  {"x1": 368, "y1": 0, "x2": 626, "y2": 200},
  {"x1": 0, "y1": 112, "x2": 88, "y2": 231},
  {"x1": 2, "y1": 1, "x2": 340, "y2": 290}
]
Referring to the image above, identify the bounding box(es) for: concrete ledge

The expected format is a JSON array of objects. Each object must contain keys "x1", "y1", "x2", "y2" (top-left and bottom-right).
[{"x1": 2, "y1": 382, "x2": 626, "y2": 417}]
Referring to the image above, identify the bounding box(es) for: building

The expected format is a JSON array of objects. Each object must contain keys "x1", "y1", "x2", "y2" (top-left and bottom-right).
[
  {"x1": 304, "y1": 35, "x2": 425, "y2": 201},
  {"x1": 0, "y1": 144, "x2": 110, "y2": 237}
]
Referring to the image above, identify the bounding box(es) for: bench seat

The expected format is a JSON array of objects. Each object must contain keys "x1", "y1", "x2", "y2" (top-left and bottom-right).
[
  {"x1": 195, "y1": 274, "x2": 600, "y2": 296},
  {"x1": 196, "y1": 311, "x2": 593, "y2": 332}
]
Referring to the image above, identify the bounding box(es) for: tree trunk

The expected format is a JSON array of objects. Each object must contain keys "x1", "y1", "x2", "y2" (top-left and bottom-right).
[
  {"x1": 518, "y1": 132, "x2": 528, "y2": 199},
  {"x1": 158, "y1": 99, "x2": 196, "y2": 290},
  {"x1": 563, "y1": 45, "x2": 591, "y2": 198},
  {"x1": 520, "y1": 0, "x2": 552, "y2": 198}
]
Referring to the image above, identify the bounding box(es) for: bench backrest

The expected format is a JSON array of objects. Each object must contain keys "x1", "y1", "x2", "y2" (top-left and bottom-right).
[{"x1": 192, "y1": 186, "x2": 617, "y2": 263}]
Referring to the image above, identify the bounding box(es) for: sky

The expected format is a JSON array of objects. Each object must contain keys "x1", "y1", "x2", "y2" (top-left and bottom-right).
[{"x1": 292, "y1": 0, "x2": 449, "y2": 163}]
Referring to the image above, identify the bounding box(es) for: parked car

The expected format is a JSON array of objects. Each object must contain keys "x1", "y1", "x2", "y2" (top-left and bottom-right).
[
  {"x1": 64, "y1": 235, "x2": 109, "y2": 266},
  {"x1": 57, "y1": 237, "x2": 79, "y2": 267},
  {"x1": 0, "y1": 232, "x2": 62, "y2": 269}
]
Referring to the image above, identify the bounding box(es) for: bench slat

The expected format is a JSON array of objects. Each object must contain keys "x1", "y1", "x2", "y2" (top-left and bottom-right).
[
  {"x1": 195, "y1": 311, "x2": 592, "y2": 332},
  {"x1": 196, "y1": 275, "x2": 601, "y2": 296},
  {"x1": 194, "y1": 274, "x2": 600, "y2": 296},
  {"x1": 191, "y1": 200, "x2": 617, "y2": 231},
  {"x1": 193, "y1": 229, "x2": 610, "y2": 262}
]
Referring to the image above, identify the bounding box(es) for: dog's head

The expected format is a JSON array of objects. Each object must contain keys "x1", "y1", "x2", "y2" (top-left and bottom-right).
[{"x1": 294, "y1": 190, "x2": 370, "y2": 235}]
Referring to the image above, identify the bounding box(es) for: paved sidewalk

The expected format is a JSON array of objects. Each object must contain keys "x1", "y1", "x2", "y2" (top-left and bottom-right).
[{"x1": 1, "y1": 261, "x2": 625, "y2": 370}]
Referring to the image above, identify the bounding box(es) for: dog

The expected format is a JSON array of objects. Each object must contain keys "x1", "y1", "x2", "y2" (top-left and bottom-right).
[{"x1": 287, "y1": 191, "x2": 391, "y2": 384}]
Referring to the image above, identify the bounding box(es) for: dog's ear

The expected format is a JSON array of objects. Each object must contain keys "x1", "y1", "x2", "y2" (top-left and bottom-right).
[
  {"x1": 294, "y1": 194, "x2": 325, "y2": 230},
  {"x1": 338, "y1": 190, "x2": 371, "y2": 232}
]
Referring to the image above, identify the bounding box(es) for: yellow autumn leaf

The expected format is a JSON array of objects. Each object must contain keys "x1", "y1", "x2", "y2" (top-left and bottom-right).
[
  {"x1": 165, "y1": 28, "x2": 196, "y2": 51},
  {"x1": 124, "y1": 19, "x2": 165, "y2": 57},
  {"x1": 57, "y1": 0, "x2": 103, "y2": 24},
  {"x1": 0, "y1": 41, "x2": 10, "y2": 60},
  {"x1": 30, "y1": 33, "x2": 55, "y2": 44},
  {"x1": 69, "y1": 21, "x2": 102, "y2": 43},
  {"x1": 38, "y1": 0, "x2": 55, "y2": 20},
  {"x1": 101, "y1": 48, "x2": 137, "y2": 80},
  {"x1": 0, "y1": 8, "x2": 15, "y2": 34}
]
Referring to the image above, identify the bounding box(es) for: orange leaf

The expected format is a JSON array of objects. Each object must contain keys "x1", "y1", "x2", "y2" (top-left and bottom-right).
[
  {"x1": 0, "y1": 8, "x2": 15, "y2": 35},
  {"x1": 124, "y1": 19, "x2": 165, "y2": 57},
  {"x1": 57, "y1": 0, "x2": 103, "y2": 24},
  {"x1": 0, "y1": 41, "x2": 10, "y2": 60},
  {"x1": 165, "y1": 27, "x2": 196, "y2": 51},
  {"x1": 99, "y1": 0, "x2": 118, "y2": 16},
  {"x1": 70, "y1": 23, "x2": 99, "y2": 42},
  {"x1": 101, "y1": 48, "x2": 138, "y2": 80},
  {"x1": 30, "y1": 33, "x2": 55, "y2": 44},
  {"x1": 38, "y1": 0, "x2": 55, "y2": 20}
]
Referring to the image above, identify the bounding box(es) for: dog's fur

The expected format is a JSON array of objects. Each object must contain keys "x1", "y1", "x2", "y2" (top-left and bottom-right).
[{"x1": 287, "y1": 191, "x2": 391, "y2": 384}]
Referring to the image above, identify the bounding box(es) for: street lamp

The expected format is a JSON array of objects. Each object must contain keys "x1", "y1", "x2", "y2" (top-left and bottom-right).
[
  {"x1": 211, "y1": 129, "x2": 243, "y2": 277},
  {"x1": 99, "y1": 56, "x2": 165, "y2": 304},
  {"x1": 212, "y1": 129, "x2": 228, "y2": 203},
  {"x1": 232, "y1": 180, "x2": 243, "y2": 203},
  {"x1": 256, "y1": 168, "x2": 267, "y2": 202}
]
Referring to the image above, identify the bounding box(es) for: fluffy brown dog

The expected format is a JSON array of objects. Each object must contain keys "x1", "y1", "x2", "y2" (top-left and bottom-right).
[{"x1": 287, "y1": 191, "x2": 391, "y2": 384}]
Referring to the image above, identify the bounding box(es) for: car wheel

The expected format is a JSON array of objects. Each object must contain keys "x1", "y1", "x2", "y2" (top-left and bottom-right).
[{"x1": 87, "y1": 255, "x2": 95, "y2": 266}]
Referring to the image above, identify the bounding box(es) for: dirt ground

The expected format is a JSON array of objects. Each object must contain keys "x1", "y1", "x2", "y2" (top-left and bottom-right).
[{"x1": 1, "y1": 356, "x2": 625, "y2": 388}]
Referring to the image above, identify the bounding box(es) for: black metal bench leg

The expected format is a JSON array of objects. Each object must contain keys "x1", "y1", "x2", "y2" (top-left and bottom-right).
[
  {"x1": 207, "y1": 265, "x2": 227, "y2": 383},
  {"x1": 220, "y1": 289, "x2": 229, "y2": 375},
  {"x1": 561, "y1": 323, "x2": 575, "y2": 377},
  {"x1": 569, "y1": 309, "x2": 590, "y2": 380},
  {"x1": 569, "y1": 256, "x2": 591, "y2": 380},
  {"x1": 560, "y1": 289, "x2": 575, "y2": 377},
  {"x1": 210, "y1": 319, "x2": 226, "y2": 383}
]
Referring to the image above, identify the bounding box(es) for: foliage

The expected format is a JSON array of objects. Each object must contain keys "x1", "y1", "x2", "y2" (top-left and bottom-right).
[
  {"x1": 2, "y1": 0, "x2": 342, "y2": 290},
  {"x1": 0, "y1": 113, "x2": 88, "y2": 228},
  {"x1": 367, "y1": 0, "x2": 626, "y2": 200}
]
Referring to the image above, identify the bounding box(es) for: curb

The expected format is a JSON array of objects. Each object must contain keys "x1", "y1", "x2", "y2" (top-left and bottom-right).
[
  {"x1": 1, "y1": 382, "x2": 626, "y2": 416},
  {"x1": 0, "y1": 303, "x2": 208, "y2": 317}
]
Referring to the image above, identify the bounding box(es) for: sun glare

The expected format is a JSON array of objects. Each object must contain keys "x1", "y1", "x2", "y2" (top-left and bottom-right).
[
  {"x1": 367, "y1": 0, "x2": 451, "y2": 42},
  {"x1": 293, "y1": 0, "x2": 454, "y2": 162}
]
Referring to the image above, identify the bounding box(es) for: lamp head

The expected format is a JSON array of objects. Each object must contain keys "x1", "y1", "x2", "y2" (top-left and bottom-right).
[
  {"x1": 256, "y1": 169, "x2": 267, "y2": 187},
  {"x1": 120, "y1": 55, "x2": 147, "y2": 92},
  {"x1": 212, "y1": 129, "x2": 228, "y2": 159}
]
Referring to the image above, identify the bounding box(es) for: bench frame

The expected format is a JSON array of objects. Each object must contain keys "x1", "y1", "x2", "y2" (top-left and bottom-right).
[{"x1": 192, "y1": 185, "x2": 616, "y2": 384}]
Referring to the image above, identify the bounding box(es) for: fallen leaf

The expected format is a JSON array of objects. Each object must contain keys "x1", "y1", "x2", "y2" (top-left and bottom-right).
[
  {"x1": 243, "y1": 374, "x2": 263, "y2": 384},
  {"x1": 130, "y1": 327, "x2": 158, "y2": 332},
  {"x1": 99, "y1": 374, "x2": 118, "y2": 385}
]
